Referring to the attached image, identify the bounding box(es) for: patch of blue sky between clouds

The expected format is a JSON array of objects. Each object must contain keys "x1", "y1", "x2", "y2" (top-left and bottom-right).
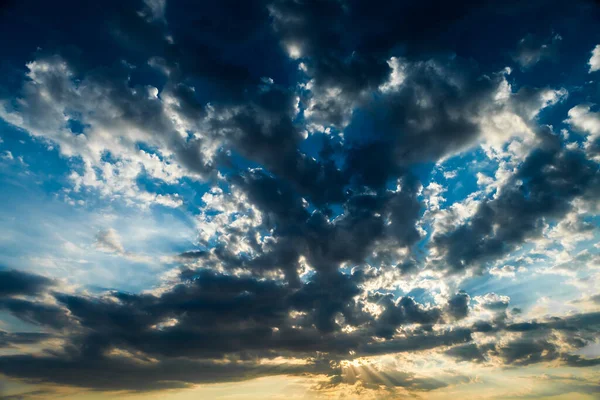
[{"x1": 0, "y1": 122, "x2": 198, "y2": 293}]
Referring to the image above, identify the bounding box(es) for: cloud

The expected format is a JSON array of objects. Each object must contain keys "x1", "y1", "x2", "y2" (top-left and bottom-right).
[
  {"x1": 94, "y1": 228, "x2": 153, "y2": 263},
  {"x1": 141, "y1": 0, "x2": 167, "y2": 22},
  {"x1": 447, "y1": 291, "x2": 471, "y2": 320},
  {"x1": 0, "y1": 269, "x2": 53, "y2": 297},
  {"x1": 512, "y1": 33, "x2": 562, "y2": 68},
  {"x1": 0, "y1": 298, "x2": 70, "y2": 330},
  {"x1": 432, "y1": 129, "x2": 599, "y2": 273},
  {"x1": 566, "y1": 104, "x2": 600, "y2": 137},
  {"x1": 566, "y1": 104, "x2": 600, "y2": 161},
  {"x1": 474, "y1": 293, "x2": 511, "y2": 312},
  {"x1": 445, "y1": 343, "x2": 487, "y2": 363},
  {"x1": 0, "y1": 257, "x2": 597, "y2": 392},
  {"x1": 0, "y1": 55, "x2": 216, "y2": 208},
  {"x1": 0, "y1": 269, "x2": 495, "y2": 390},
  {"x1": 0, "y1": 353, "x2": 328, "y2": 392},
  {"x1": 0, "y1": 270, "x2": 70, "y2": 332},
  {"x1": 94, "y1": 229, "x2": 126, "y2": 254},
  {"x1": 442, "y1": 311, "x2": 600, "y2": 368},
  {"x1": 589, "y1": 45, "x2": 600, "y2": 73},
  {"x1": 370, "y1": 294, "x2": 443, "y2": 338},
  {"x1": 489, "y1": 265, "x2": 518, "y2": 278},
  {"x1": 499, "y1": 338, "x2": 560, "y2": 366},
  {"x1": 0, "y1": 331, "x2": 54, "y2": 348}
]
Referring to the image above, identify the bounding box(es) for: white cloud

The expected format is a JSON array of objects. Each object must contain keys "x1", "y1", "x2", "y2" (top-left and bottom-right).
[
  {"x1": 141, "y1": 0, "x2": 167, "y2": 22},
  {"x1": 566, "y1": 104, "x2": 600, "y2": 137},
  {"x1": 476, "y1": 172, "x2": 494, "y2": 187},
  {"x1": 489, "y1": 265, "x2": 517, "y2": 278},
  {"x1": 428, "y1": 192, "x2": 481, "y2": 239},
  {"x1": 195, "y1": 185, "x2": 263, "y2": 256},
  {"x1": 422, "y1": 181, "x2": 446, "y2": 213},
  {"x1": 566, "y1": 104, "x2": 600, "y2": 161},
  {"x1": 589, "y1": 45, "x2": 600, "y2": 73},
  {"x1": 379, "y1": 57, "x2": 407, "y2": 93},
  {"x1": 442, "y1": 170, "x2": 457, "y2": 179},
  {"x1": 0, "y1": 55, "x2": 210, "y2": 208},
  {"x1": 95, "y1": 228, "x2": 154, "y2": 263},
  {"x1": 95, "y1": 228, "x2": 126, "y2": 254},
  {"x1": 473, "y1": 292, "x2": 511, "y2": 307}
]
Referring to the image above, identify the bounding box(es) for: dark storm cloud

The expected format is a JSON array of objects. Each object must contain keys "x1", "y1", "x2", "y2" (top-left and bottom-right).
[
  {"x1": 0, "y1": 269, "x2": 471, "y2": 391},
  {"x1": 369, "y1": 294, "x2": 442, "y2": 339},
  {"x1": 359, "y1": 328, "x2": 473, "y2": 356},
  {"x1": 497, "y1": 338, "x2": 600, "y2": 367},
  {"x1": 462, "y1": 311, "x2": 600, "y2": 348},
  {"x1": 0, "y1": 268, "x2": 460, "y2": 390},
  {"x1": 506, "y1": 311, "x2": 600, "y2": 333},
  {"x1": 0, "y1": 270, "x2": 70, "y2": 331},
  {"x1": 0, "y1": 331, "x2": 53, "y2": 348},
  {"x1": 344, "y1": 57, "x2": 500, "y2": 165},
  {"x1": 0, "y1": 299, "x2": 71, "y2": 330},
  {"x1": 49, "y1": 269, "x2": 361, "y2": 360},
  {"x1": 269, "y1": 0, "x2": 390, "y2": 128},
  {"x1": 213, "y1": 88, "x2": 348, "y2": 206},
  {"x1": 0, "y1": 269, "x2": 53, "y2": 297},
  {"x1": 52, "y1": 267, "x2": 468, "y2": 362},
  {"x1": 447, "y1": 291, "x2": 471, "y2": 320},
  {"x1": 269, "y1": 0, "x2": 573, "y2": 67},
  {"x1": 0, "y1": 269, "x2": 598, "y2": 390},
  {"x1": 443, "y1": 311, "x2": 600, "y2": 367},
  {"x1": 315, "y1": 56, "x2": 567, "y2": 192},
  {"x1": 499, "y1": 338, "x2": 560, "y2": 365},
  {"x1": 204, "y1": 169, "x2": 421, "y2": 285},
  {"x1": 288, "y1": 271, "x2": 367, "y2": 333},
  {"x1": 562, "y1": 354, "x2": 600, "y2": 367},
  {"x1": 0, "y1": 0, "x2": 288, "y2": 99},
  {"x1": 471, "y1": 321, "x2": 495, "y2": 333},
  {"x1": 445, "y1": 343, "x2": 488, "y2": 363},
  {"x1": 269, "y1": 0, "x2": 594, "y2": 130},
  {"x1": 433, "y1": 135, "x2": 600, "y2": 272},
  {"x1": 0, "y1": 353, "x2": 333, "y2": 391}
]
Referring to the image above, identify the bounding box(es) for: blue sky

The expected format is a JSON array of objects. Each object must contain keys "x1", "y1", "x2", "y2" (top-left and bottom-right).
[{"x1": 0, "y1": 1, "x2": 600, "y2": 399}]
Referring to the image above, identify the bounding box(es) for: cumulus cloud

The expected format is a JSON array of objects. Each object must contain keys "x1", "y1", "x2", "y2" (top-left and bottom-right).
[
  {"x1": 589, "y1": 45, "x2": 600, "y2": 73},
  {"x1": 566, "y1": 104, "x2": 600, "y2": 137},
  {"x1": 432, "y1": 128, "x2": 598, "y2": 273},
  {"x1": 0, "y1": 267, "x2": 596, "y2": 391},
  {"x1": 0, "y1": 56, "x2": 206, "y2": 208}
]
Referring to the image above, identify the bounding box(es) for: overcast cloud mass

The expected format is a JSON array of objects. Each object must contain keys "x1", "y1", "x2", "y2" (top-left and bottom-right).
[{"x1": 0, "y1": 1, "x2": 600, "y2": 399}]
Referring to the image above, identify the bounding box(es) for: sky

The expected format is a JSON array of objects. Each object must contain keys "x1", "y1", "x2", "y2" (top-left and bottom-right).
[{"x1": 0, "y1": 0, "x2": 599, "y2": 399}]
